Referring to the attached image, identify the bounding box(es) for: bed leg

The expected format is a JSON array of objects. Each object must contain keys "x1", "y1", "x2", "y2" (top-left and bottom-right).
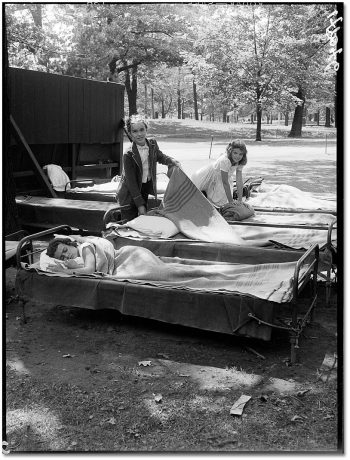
[
  {"x1": 290, "y1": 335, "x2": 299, "y2": 364},
  {"x1": 325, "y1": 272, "x2": 331, "y2": 306},
  {"x1": 19, "y1": 297, "x2": 28, "y2": 324}
]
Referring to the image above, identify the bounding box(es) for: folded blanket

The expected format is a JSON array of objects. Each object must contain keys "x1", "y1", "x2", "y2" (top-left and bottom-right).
[{"x1": 220, "y1": 201, "x2": 255, "y2": 221}]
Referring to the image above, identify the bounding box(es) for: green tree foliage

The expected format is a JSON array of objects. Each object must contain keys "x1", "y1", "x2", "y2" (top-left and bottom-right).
[
  {"x1": 5, "y1": 3, "x2": 339, "y2": 132},
  {"x1": 68, "y1": 3, "x2": 189, "y2": 114}
]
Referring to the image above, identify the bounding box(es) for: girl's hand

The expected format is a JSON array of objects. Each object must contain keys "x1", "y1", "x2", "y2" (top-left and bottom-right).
[
  {"x1": 138, "y1": 205, "x2": 147, "y2": 215},
  {"x1": 64, "y1": 259, "x2": 81, "y2": 269},
  {"x1": 47, "y1": 261, "x2": 66, "y2": 273}
]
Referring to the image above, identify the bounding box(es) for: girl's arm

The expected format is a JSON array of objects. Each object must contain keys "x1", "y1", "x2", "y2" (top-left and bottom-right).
[
  {"x1": 220, "y1": 170, "x2": 234, "y2": 204},
  {"x1": 236, "y1": 168, "x2": 244, "y2": 202},
  {"x1": 47, "y1": 246, "x2": 96, "y2": 275},
  {"x1": 152, "y1": 139, "x2": 181, "y2": 167}
]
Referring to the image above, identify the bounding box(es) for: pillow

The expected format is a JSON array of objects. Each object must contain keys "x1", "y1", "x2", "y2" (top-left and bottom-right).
[
  {"x1": 220, "y1": 201, "x2": 255, "y2": 221},
  {"x1": 39, "y1": 249, "x2": 84, "y2": 271},
  {"x1": 126, "y1": 215, "x2": 179, "y2": 238},
  {"x1": 39, "y1": 250, "x2": 66, "y2": 271},
  {"x1": 53, "y1": 234, "x2": 75, "y2": 241}
]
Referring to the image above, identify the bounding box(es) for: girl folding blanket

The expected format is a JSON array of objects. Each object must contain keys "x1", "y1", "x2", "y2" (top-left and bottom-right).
[{"x1": 39, "y1": 237, "x2": 307, "y2": 304}]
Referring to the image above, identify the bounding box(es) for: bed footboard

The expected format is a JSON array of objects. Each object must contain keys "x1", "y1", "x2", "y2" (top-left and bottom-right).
[{"x1": 248, "y1": 244, "x2": 319, "y2": 364}]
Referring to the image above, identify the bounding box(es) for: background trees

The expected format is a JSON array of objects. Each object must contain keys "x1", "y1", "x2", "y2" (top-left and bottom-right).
[{"x1": 5, "y1": 2, "x2": 340, "y2": 138}]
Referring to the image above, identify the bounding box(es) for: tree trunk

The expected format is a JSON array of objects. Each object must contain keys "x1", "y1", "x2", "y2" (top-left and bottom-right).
[
  {"x1": 29, "y1": 4, "x2": 43, "y2": 27},
  {"x1": 124, "y1": 64, "x2": 138, "y2": 115},
  {"x1": 177, "y1": 89, "x2": 181, "y2": 119},
  {"x1": 151, "y1": 88, "x2": 155, "y2": 118},
  {"x1": 316, "y1": 110, "x2": 320, "y2": 126},
  {"x1": 144, "y1": 83, "x2": 148, "y2": 116},
  {"x1": 161, "y1": 98, "x2": 165, "y2": 118},
  {"x1": 284, "y1": 111, "x2": 289, "y2": 126},
  {"x1": 302, "y1": 107, "x2": 307, "y2": 126},
  {"x1": 181, "y1": 99, "x2": 185, "y2": 119},
  {"x1": 255, "y1": 104, "x2": 262, "y2": 141},
  {"x1": 193, "y1": 79, "x2": 199, "y2": 121},
  {"x1": 288, "y1": 88, "x2": 305, "y2": 138},
  {"x1": 325, "y1": 107, "x2": 331, "y2": 127}
]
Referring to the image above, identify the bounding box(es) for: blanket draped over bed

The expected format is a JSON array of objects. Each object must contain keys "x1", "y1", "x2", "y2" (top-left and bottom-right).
[
  {"x1": 153, "y1": 167, "x2": 245, "y2": 244},
  {"x1": 247, "y1": 183, "x2": 336, "y2": 211},
  {"x1": 51, "y1": 236, "x2": 305, "y2": 303},
  {"x1": 146, "y1": 168, "x2": 335, "y2": 250}
]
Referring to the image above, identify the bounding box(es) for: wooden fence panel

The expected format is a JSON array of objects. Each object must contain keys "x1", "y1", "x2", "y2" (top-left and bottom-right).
[{"x1": 9, "y1": 67, "x2": 124, "y2": 145}]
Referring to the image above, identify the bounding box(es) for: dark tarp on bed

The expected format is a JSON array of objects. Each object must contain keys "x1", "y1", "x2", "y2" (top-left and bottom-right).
[
  {"x1": 16, "y1": 268, "x2": 285, "y2": 341},
  {"x1": 16, "y1": 196, "x2": 119, "y2": 233}
]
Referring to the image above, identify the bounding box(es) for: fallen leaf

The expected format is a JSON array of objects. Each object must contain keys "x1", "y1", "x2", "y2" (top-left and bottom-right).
[
  {"x1": 138, "y1": 360, "x2": 152, "y2": 367},
  {"x1": 260, "y1": 394, "x2": 268, "y2": 402},
  {"x1": 62, "y1": 354, "x2": 72, "y2": 358},
  {"x1": 230, "y1": 395, "x2": 251, "y2": 416},
  {"x1": 296, "y1": 389, "x2": 311, "y2": 397},
  {"x1": 154, "y1": 394, "x2": 163, "y2": 403},
  {"x1": 107, "y1": 417, "x2": 116, "y2": 425},
  {"x1": 291, "y1": 415, "x2": 305, "y2": 422}
]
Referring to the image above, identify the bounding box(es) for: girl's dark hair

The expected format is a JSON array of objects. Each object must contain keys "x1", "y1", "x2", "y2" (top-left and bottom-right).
[
  {"x1": 46, "y1": 238, "x2": 78, "y2": 258},
  {"x1": 226, "y1": 139, "x2": 248, "y2": 166},
  {"x1": 126, "y1": 114, "x2": 148, "y2": 134}
]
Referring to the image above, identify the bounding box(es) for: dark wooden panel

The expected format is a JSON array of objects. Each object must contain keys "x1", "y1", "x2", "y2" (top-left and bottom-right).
[
  {"x1": 44, "y1": 73, "x2": 69, "y2": 143},
  {"x1": 68, "y1": 76, "x2": 85, "y2": 143},
  {"x1": 9, "y1": 68, "x2": 124, "y2": 145},
  {"x1": 10, "y1": 68, "x2": 37, "y2": 142}
]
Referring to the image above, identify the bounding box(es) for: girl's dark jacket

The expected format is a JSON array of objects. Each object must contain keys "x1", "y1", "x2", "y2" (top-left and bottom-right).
[{"x1": 115, "y1": 138, "x2": 177, "y2": 208}]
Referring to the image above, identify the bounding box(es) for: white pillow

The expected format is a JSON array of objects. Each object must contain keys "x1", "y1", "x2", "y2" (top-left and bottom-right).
[
  {"x1": 126, "y1": 215, "x2": 179, "y2": 238},
  {"x1": 39, "y1": 248, "x2": 84, "y2": 271},
  {"x1": 39, "y1": 250, "x2": 66, "y2": 271},
  {"x1": 53, "y1": 234, "x2": 75, "y2": 241}
]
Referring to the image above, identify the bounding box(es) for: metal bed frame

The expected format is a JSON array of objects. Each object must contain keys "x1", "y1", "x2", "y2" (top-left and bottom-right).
[{"x1": 14, "y1": 225, "x2": 319, "y2": 364}]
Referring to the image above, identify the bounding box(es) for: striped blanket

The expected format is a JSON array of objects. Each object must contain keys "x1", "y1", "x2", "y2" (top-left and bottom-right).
[{"x1": 156, "y1": 167, "x2": 245, "y2": 245}]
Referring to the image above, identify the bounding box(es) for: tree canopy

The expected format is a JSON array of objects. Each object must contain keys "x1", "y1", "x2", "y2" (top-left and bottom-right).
[{"x1": 5, "y1": 2, "x2": 341, "y2": 138}]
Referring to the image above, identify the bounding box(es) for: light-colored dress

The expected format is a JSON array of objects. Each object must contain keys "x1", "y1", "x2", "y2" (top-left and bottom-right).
[{"x1": 191, "y1": 154, "x2": 243, "y2": 206}]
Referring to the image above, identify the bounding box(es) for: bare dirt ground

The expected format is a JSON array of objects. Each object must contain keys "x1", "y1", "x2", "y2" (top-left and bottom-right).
[{"x1": 4, "y1": 119, "x2": 341, "y2": 453}]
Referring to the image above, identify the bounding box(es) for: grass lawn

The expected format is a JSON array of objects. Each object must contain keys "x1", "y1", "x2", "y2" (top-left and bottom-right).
[{"x1": 5, "y1": 118, "x2": 340, "y2": 453}]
